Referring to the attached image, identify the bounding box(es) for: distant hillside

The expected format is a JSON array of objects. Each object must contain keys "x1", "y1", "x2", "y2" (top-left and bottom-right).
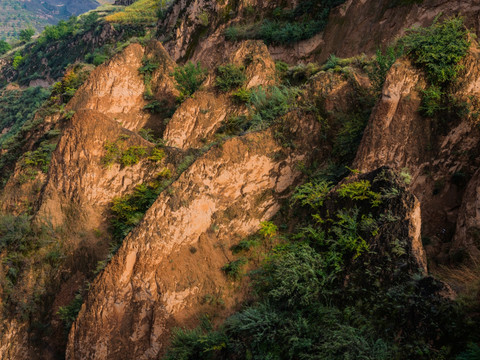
[{"x1": 0, "y1": 0, "x2": 103, "y2": 40}]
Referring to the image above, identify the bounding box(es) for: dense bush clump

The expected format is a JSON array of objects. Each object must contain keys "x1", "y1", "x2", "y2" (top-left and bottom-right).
[
  {"x1": 401, "y1": 17, "x2": 470, "y2": 118},
  {"x1": 0, "y1": 40, "x2": 11, "y2": 55},
  {"x1": 0, "y1": 213, "x2": 63, "y2": 324},
  {"x1": 402, "y1": 17, "x2": 470, "y2": 85},
  {"x1": 215, "y1": 64, "x2": 246, "y2": 92},
  {"x1": 249, "y1": 86, "x2": 299, "y2": 130},
  {"x1": 172, "y1": 62, "x2": 207, "y2": 101},
  {"x1": 57, "y1": 293, "x2": 83, "y2": 331},
  {"x1": 0, "y1": 87, "x2": 50, "y2": 147}
]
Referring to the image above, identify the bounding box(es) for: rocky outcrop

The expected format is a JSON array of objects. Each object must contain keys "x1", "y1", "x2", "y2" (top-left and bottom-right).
[
  {"x1": 66, "y1": 112, "x2": 322, "y2": 359},
  {"x1": 159, "y1": 0, "x2": 300, "y2": 65},
  {"x1": 163, "y1": 91, "x2": 232, "y2": 149},
  {"x1": 354, "y1": 50, "x2": 480, "y2": 263},
  {"x1": 354, "y1": 58, "x2": 429, "y2": 171},
  {"x1": 38, "y1": 109, "x2": 161, "y2": 234},
  {"x1": 164, "y1": 40, "x2": 276, "y2": 149},
  {"x1": 322, "y1": 167, "x2": 427, "y2": 276},
  {"x1": 315, "y1": 0, "x2": 480, "y2": 63},
  {"x1": 67, "y1": 42, "x2": 178, "y2": 133},
  {"x1": 160, "y1": 0, "x2": 480, "y2": 65}
]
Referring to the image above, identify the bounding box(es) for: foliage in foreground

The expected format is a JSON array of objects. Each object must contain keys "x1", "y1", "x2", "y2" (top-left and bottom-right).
[{"x1": 164, "y1": 169, "x2": 475, "y2": 360}]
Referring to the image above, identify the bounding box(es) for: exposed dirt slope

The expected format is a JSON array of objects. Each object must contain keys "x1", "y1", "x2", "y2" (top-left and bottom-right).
[
  {"x1": 67, "y1": 42, "x2": 178, "y2": 133},
  {"x1": 66, "y1": 119, "x2": 322, "y2": 359}
]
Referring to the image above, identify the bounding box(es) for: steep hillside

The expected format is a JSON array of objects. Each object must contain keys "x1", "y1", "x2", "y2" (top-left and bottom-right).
[
  {"x1": 0, "y1": 0, "x2": 480, "y2": 359},
  {"x1": 0, "y1": 0, "x2": 104, "y2": 41}
]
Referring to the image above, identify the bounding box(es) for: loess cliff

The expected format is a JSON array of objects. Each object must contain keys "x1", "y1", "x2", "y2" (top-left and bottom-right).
[{"x1": 0, "y1": 0, "x2": 479, "y2": 359}]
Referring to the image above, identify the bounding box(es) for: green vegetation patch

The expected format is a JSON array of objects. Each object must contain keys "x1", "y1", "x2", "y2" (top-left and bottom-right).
[
  {"x1": 105, "y1": 0, "x2": 168, "y2": 24},
  {"x1": 401, "y1": 17, "x2": 471, "y2": 119},
  {"x1": 165, "y1": 168, "x2": 473, "y2": 359},
  {"x1": 0, "y1": 87, "x2": 50, "y2": 147},
  {"x1": 225, "y1": 0, "x2": 347, "y2": 46},
  {"x1": 215, "y1": 63, "x2": 246, "y2": 92},
  {"x1": 402, "y1": 17, "x2": 470, "y2": 85},
  {"x1": 172, "y1": 62, "x2": 207, "y2": 101},
  {"x1": 0, "y1": 213, "x2": 64, "y2": 323},
  {"x1": 101, "y1": 135, "x2": 165, "y2": 168}
]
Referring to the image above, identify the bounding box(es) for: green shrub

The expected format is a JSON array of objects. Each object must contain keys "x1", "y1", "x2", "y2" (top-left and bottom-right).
[
  {"x1": 230, "y1": 236, "x2": 260, "y2": 254},
  {"x1": 177, "y1": 154, "x2": 196, "y2": 174},
  {"x1": 402, "y1": 17, "x2": 470, "y2": 85},
  {"x1": 231, "y1": 87, "x2": 251, "y2": 104},
  {"x1": 260, "y1": 243, "x2": 327, "y2": 306},
  {"x1": 275, "y1": 60, "x2": 289, "y2": 79},
  {"x1": 222, "y1": 257, "x2": 248, "y2": 280},
  {"x1": 323, "y1": 54, "x2": 340, "y2": 70},
  {"x1": 368, "y1": 46, "x2": 402, "y2": 94},
  {"x1": 138, "y1": 58, "x2": 159, "y2": 75},
  {"x1": 215, "y1": 64, "x2": 247, "y2": 92},
  {"x1": 285, "y1": 63, "x2": 321, "y2": 85},
  {"x1": 57, "y1": 293, "x2": 83, "y2": 331},
  {"x1": 172, "y1": 62, "x2": 207, "y2": 101},
  {"x1": 0, "y1": 214, "x2": 32, "y2": 252},
  {"x1": 110, "y1": 179, "x2": 171, "y2": 240},
  {"x1": 148, "y1": 148, "x2": 165, "y2": 162},
  {"x1": 223, "y1": 301, "x2": 393, "y2": 360},
  {"x1": 0, "y1": 40, "x2": 11, "y2": 55},
  {"x1": 102, "y1": 137, "x2": 153, "y2": 167},
  {"x1": 292, "y1": 180, "x2": 332, "y2": 210},
  {"x1": 12, "y1": 53, "x2": 24, "y2": 70},
  {"x1": 336, "y1": 180, "x2": 381, "y2": 207},
  {"x1": 457, "y1": 343, "x2": 480, "y2": 360},
  {"x1": 419, "y1": 85, "x2": 444, "y2": 117},
  {"x1": 120, "y1": 146, "x2": 147, "y2": 166},
  {"x1": 216, "y1": 115, "x2": 249, "y2": 135},
  {"x1": 20, "y1": 139, "x2": 58, "y2": 180},
  {"x1": 224, "y1": 0, "x2": 347, "y2": 46},
  {"x1": 143, "y1": 100, "x2": 162, "y2": 113},
  {"x1": 259, "y1": 221, "x2": 277, "y2": 239},
  {"x1": 224, "y1": 26, "x2": 239, "y2": 41},
  {"x1": 19, "y1": 28, "x2": 35, "y2": 42},
  {"x1": 164, "y1": 320, "x2": 228, "y2": 360},
  {"x1": 0, "y1": 87, "x2": 50, "y2": 148}
]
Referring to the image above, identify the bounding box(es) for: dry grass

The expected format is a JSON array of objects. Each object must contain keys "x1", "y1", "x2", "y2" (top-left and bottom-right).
[{"x1": 436, "y1": 260, "x2": 480, "y2": 306}]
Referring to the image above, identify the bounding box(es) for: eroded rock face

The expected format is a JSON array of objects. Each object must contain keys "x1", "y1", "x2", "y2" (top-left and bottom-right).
[
  {"x1": 0, "y1": 320, "x2": 32, "y2": 360},
  {"x1": 354, "y1": 59, "x2": 428, "y2": 171},
  {"x1": 67, "y1": 42, "x2": 177, "y2": 132},
  {"x1": 160, "y1": 0, "x2": 480, "y2": 66},
  {"x1": 451, "y1": 169, "x2": 480, "y2": 260},
  {"x1": 317, "y1": 0, "x2": 480, "y2": 63},
  {"x1": 159, "y1": 0, "x2": 300, "y2": 65},
  {"x1": 66, "y1": 115, "x2": 322, "y2": 359},
  {"x1": 164, "y1": 40, "x2": 277, "y2": 149},
  {"x1": 163, "y1": 91, "x2": 232, "y2": 148},
  {"x1": 354, "y1": 51, "x2": 480, "y2": 263},
  {"x1": 38, "y1": 109, "x2": 161, "y2": 234}
]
